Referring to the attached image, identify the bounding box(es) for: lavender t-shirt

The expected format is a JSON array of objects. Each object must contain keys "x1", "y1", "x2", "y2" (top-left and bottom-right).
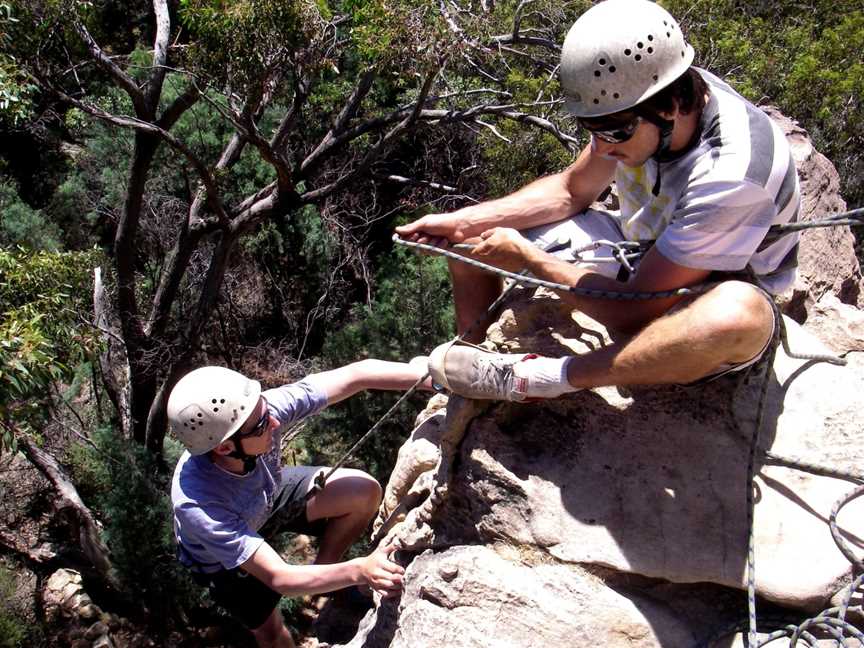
[{"x1": 171, "y1": 378, "x2": 328, "y2": 572}]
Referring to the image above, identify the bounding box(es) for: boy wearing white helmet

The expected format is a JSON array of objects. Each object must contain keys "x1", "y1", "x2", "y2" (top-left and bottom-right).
[
  {"x1": 168, "y1": 359, "x2": 430, "y2": 647},
  {"x1": 398, "y1": 0, "x2": 800, "y2": 399}
]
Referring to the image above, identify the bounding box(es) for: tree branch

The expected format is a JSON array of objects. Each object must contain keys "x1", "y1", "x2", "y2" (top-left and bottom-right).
[
  {"x1": 300, "y1": 70, "x2": 377, "y2": 175},
  {"x1": 156, "y1": 82, "x2": 201, "y2": 131},
  {"x1": 73, "y1": 22, "x2": 146, "y2": 116},
  {"x1": 145, "y1": 0, "x2": 172, "y2": 112},
  {"x1": 19, "y1": 438, "x2": 123, "y2": 593}
]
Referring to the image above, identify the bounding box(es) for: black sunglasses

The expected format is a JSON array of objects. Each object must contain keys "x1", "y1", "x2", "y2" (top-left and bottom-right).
[
  {"x1": 578, "y1": 116, "x2": 642, "y2": 144},
  {"x1": 236, "y1": 397, "x2": 270, "y2": 439}
]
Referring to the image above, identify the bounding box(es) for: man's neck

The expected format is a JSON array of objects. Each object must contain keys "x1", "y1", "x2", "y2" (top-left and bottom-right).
[{"x1": 668, "y1": 91, "x2": 710, "y2": 154}]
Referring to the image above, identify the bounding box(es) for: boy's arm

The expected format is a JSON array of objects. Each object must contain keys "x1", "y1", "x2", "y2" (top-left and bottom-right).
[
  {"x1": 241, "y1": 539, "x2": 403, "y2": 597},
  {"x1": 306, "y1": 358, "x2": 430, "y2": 406}
]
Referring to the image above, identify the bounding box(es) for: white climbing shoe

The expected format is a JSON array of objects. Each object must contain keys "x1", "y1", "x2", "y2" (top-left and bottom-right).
[{"x1": 428, "y1": 341, "x2": 538, "y2": 401}]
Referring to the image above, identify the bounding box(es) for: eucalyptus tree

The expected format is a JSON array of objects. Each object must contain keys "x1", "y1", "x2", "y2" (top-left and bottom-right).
[{"x1": 11, "y1": 0, "x2": 585, "y2": 457}]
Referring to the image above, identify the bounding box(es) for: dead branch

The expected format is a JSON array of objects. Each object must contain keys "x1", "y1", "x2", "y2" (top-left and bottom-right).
[{"x1": 18, "y1": 438, "x2": 123, "y2": 593}]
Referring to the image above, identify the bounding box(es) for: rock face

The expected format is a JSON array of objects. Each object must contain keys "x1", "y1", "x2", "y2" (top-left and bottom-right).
[{"x1": 331, "y1": 112, "x2": 864, "y2": 647}]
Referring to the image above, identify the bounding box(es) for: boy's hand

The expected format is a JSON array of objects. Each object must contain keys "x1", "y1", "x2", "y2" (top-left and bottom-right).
[{"x1": 359, "y1": 543, "x2": 405, "y2": 598}]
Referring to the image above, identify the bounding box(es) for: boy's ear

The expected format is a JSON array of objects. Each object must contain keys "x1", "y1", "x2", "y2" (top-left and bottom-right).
[{"x1": 211, "y1": 440, "x2": 234, "y2": 456}]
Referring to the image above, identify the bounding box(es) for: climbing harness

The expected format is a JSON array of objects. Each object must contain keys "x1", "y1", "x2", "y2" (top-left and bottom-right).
[{"x1": 301, "y1": 207, "x2": 864, "y2": 646}]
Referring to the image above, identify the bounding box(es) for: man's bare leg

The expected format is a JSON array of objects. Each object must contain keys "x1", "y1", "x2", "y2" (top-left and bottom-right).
[
  {"x1": 305, "y1": 468, "x2": 382, "y2": 564},
  {"x1": 251, "y1": 607, "x2": 296, "y2": 648},
  {"x1": 449, "y1": 257, "x2": 503, "y2": 343},
  {"x1": 566, "y1": 281, "x2": 775, "y2": 388}
]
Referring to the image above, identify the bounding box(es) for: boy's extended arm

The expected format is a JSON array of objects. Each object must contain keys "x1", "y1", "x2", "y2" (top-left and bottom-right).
[
  {"x1": 241, "y1": 539, "x2": 403, "y2": 597},
  {"x1": 307, "y1": 358, "x2": 429, "y2": 405}
]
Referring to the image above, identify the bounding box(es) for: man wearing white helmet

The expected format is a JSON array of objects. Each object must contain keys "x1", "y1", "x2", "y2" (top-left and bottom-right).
[
  {"x1": 169, "y1": 359, "x2": 430, "y2": 647},
  {"x1": 397, "y1": 0, "x2": 800, "y2": 399}
]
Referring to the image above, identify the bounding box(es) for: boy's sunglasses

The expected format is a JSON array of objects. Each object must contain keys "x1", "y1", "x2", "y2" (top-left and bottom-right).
[
  {"x1": 578, "y1": 116, "x2": 642, "y2": 144},
  {"x1": 236, "y1": 398, "x2": 270, "y2": 438}
]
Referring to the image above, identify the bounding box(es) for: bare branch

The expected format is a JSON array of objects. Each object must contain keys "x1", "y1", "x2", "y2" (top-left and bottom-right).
[
  {"x1": 373, "y1": 174, "x2": 457, "y2": 192},
  {"x1": 300, "y1": 70, "x2": 377, "y2": 175},
  {"x1": 73, "y1": 22, "x2": 146, "y2": 115},
  {"x1": 271, "y1": 68, "x2": 312, "y2": 153},
  {"x1": 474, "y1": 118, "x2": 512, "y2": 142},
  {"x1": 156, "y1": 82, "x2": 201, "y2": 131},
  {"x1": 47, "y1": 85, "x2": 232, "y2": 225},
  {"x1": 490, "y1": 34, "x2": 559, "y2": 51}
]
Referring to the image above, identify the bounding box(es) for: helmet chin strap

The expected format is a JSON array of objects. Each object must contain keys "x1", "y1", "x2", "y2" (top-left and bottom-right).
[
  {"x1": 635, "y1": 110, "x2": 675, "y2": 195},
  {"x1": 228, "y1": 437, "x2": 259, "y2": 474}
]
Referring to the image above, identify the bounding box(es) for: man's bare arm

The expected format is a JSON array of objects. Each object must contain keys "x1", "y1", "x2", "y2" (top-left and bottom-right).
[{"x1": 395, "y1": 144, "x2": 616, "y2": 244}]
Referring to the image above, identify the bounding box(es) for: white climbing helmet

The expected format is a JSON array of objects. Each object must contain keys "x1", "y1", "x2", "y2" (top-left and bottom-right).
[
  {"x1": 167, "y1": 366, "x2": 262, "y2": 455},
  {"x1": 560, "y1": 0, "x2": 695, "y2": 118}
]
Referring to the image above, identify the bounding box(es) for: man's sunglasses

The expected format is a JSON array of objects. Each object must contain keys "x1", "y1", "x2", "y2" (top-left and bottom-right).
[
  {"x1": 237, "y1": 398, "x2": 270, "y2": 439},
  {"x1": 578, "y1": 116, "x2": 642, "y2": 144}
]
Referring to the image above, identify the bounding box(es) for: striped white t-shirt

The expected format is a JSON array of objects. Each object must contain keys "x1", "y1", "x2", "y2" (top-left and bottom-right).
[{"x1": 615, "y1": 69, "x2": 800, "y2": 293}]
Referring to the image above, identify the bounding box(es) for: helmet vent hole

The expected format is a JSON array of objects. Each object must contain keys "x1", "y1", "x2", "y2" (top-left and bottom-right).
[
  {"x1": 637, "y1": 42, "x2": 643, "y2": 49},
  {"x1": 213, "y1": 407, "x2": 219, "y2": 412},
  {"x1": 624, "y1": 48, "x2": 631, "y2": 56},
  {"x1": 609, "y1": 66, "x2": 616, "y2": 73},
  {"x1": 220, "y1": 399, "x2": 225, "y2": 403},
  {"x1": 212, "y1": 399, "x2": 217, "y2": 404},
  {"x1": 599, "y1": 58, "x2": 606, "y2": 65},
  {"x1": 241, "y1": 405, "x2": 246, "y2": 410},
  {"x1": 601, "y1": 90, "x2": 607, "y2": 96},
  {"x1": 593, "y1": 99, "x2": 600, "y2": 104},
  {"x1": 594, "y1": 70, "x2": 601, "y2": 77},
  {"x1": 613, "y1": 92, "x2": 620, "y2": 99},
  {"x1": 681, "y1": 51, "x2": 685, "y2": 57},
  {"x1": 647, "y1": 47, "x2": 653, "y2": 54},
  {"x1": 197, "y1": 413, "x2": 202, "y2": 417},
  {"x1": 648, "y1": 35, "x2": 654, "y2": 41},
  {"x1": 653, "y1": 74, "x2": 659, "y2": 81},
  {"x1": 635, "y1": 54, "x2": 642, "y2": 61}
]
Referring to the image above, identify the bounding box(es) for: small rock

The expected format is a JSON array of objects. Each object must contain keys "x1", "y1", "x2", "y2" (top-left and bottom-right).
[
  {"x1": 79, "y1": 603, "x2": 102, "y2": 620},
  {"x1": 92, "y1": 635, "x2": 115, "y2": 648},
  {"x1": 438, "y1": 564, "x2": 459, "y2": 582},
  {"x1": 84, "y1": 621, "x2": 109, "y2": 640}
]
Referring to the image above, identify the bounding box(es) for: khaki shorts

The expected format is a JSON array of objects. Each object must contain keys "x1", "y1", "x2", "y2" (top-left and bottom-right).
[{"x1": 524, "y1": 211, "x2": 777, "y2": 383}]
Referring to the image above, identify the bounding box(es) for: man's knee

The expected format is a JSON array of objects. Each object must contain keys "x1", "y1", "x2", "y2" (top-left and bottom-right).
[{"x1": 698, "y1": 281, "x2": 774, "y2": 359}]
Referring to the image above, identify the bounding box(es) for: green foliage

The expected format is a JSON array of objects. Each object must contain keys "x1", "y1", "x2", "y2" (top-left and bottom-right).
[
  {"x1": 0, "y1": 180, "x2": 61, "y2": 250},
  {"x1": 0, "y1": 564, "x2": 28, "y2": 648},
  {"x1": 299, "y1": 245, "x2": 454, "y2": 483},
  {"x1": 0, "y1": 246, "x2": 101, "y2": 451},
  {"x1": 76, "y1": 428, "x2": 203, "y2": 626},
  {"x1": 178, "y1": 0, "x2": 325, "y2": 93},
  {"x1": 0, "y1": 4, "x2": 35, "y2": 127},
  {"x1": 481, "y1": 122, "x2": 580, "y2": 197},
  {"x1": 667, "y1": 0, "x2": 864, "y2": 206}
]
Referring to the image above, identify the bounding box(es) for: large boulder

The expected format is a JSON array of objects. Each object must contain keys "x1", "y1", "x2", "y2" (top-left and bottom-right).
[{"x1": 328, "y1": 112, "x2": 864, "y2": 647}]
